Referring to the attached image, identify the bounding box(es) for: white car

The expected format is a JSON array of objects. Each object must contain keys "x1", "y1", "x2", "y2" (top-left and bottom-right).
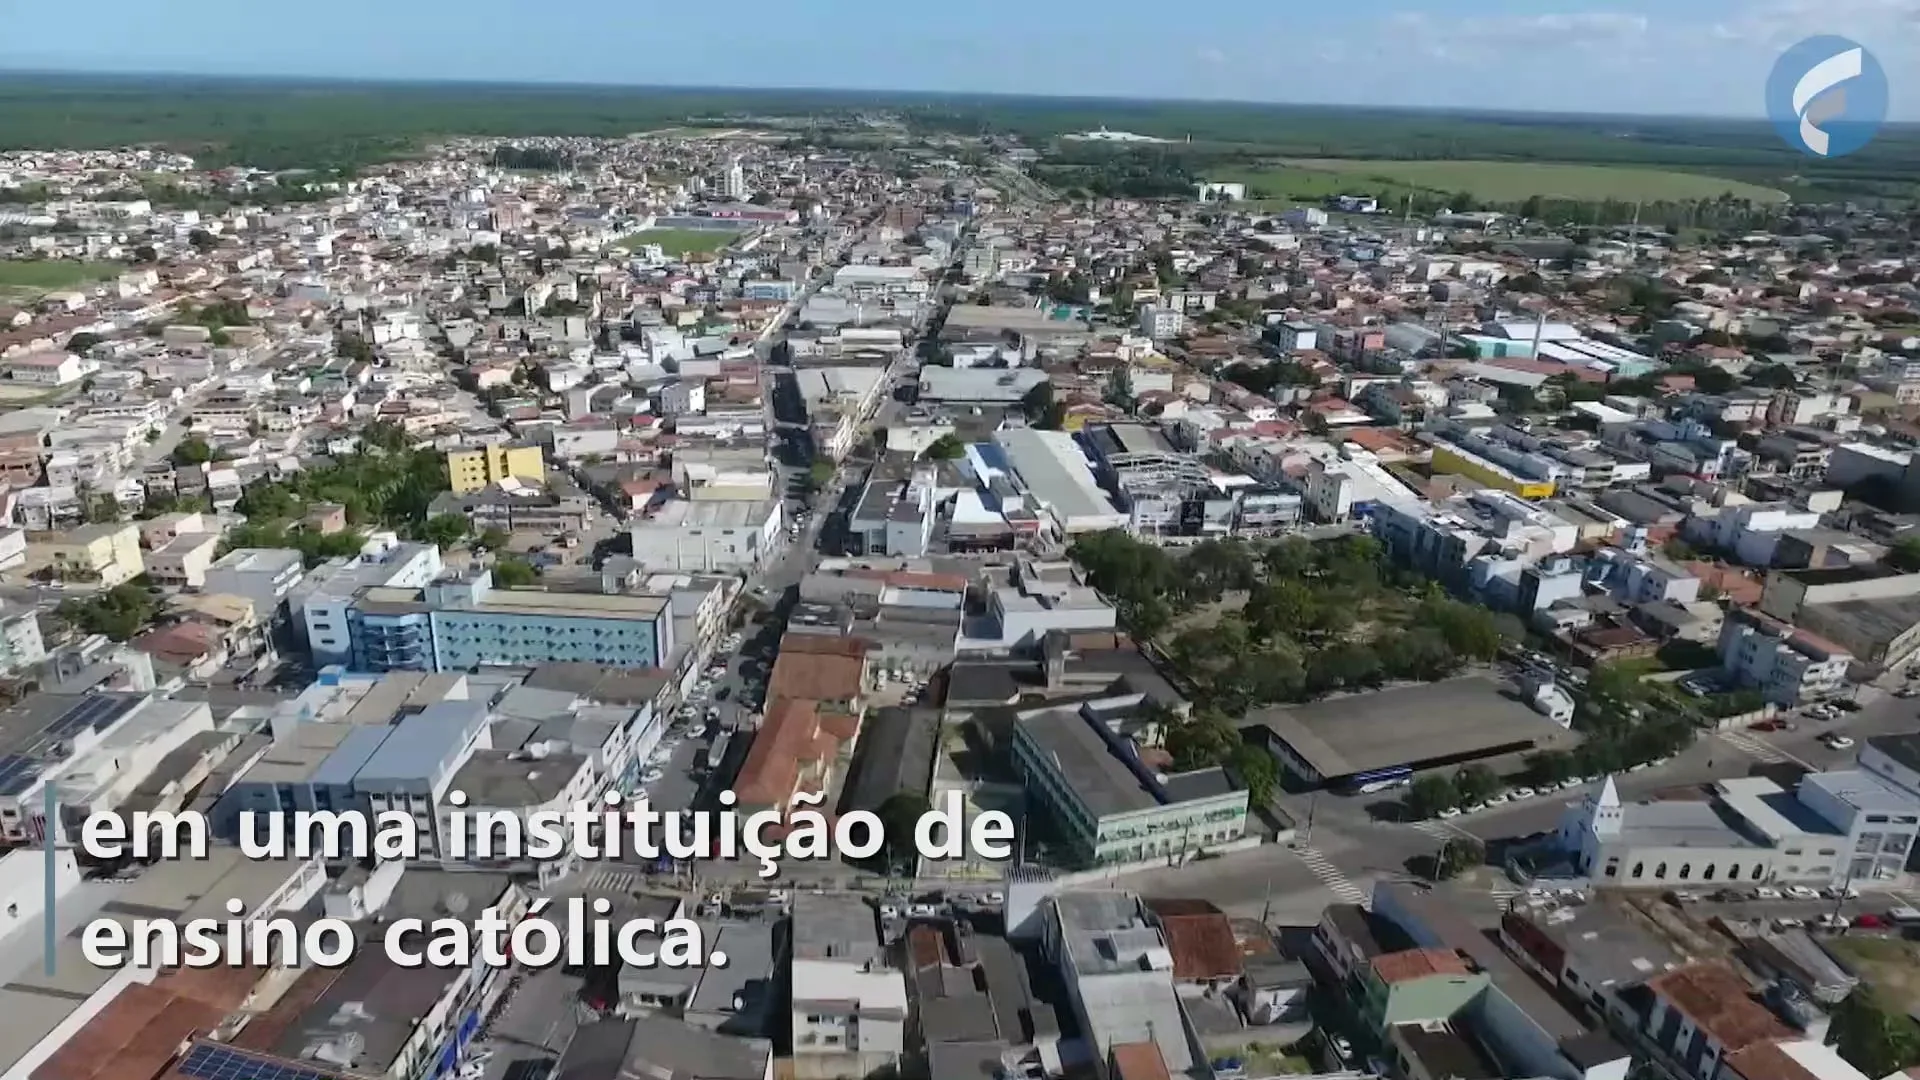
[
  {"x1": 1825, "y1": 734, "x2": 1856, "y2": 749},
  {"x1": 1511, "y1": 787, "x2": 1536, "y2": 799},
  {"x1": 1785, "y1": 885, "x2": 1822, "y2": 901},
  {"x1": 1754, "y1": 887, "x2": 1783, "y2": 900},
  {"x1": 640, "y1": 769, "x2": 665, "y2": 783},
  {"x1": 1465, "y1": 802, "x2": 1487, "y2": 813},
  {"x1": 1438, "y1": 807, "x2": 1463, "y2": 819},
  {"x1": 1485, "y1": 793, "x2": 1510, "y2": 807}
]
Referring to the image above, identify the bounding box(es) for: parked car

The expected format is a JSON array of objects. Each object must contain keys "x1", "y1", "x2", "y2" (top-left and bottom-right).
[
  {"x1": 1824, "y1": 734, "x2": 1856, "y2": 749},
  {"x1": 1785, "y1": 885, "x2": 1822, "y2": 901},
  {"x1": 1754, "y1": 887, "x2": 1783, "y2": 900}
]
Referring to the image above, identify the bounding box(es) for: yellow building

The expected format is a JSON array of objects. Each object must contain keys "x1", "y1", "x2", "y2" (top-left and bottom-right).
[
  {"x1": 446, "y1": 444, "x2": 546, "y2": 494},
  {"x1": 1430, "y1": 445, "x2": 1556, "y2": 500},
  {"x1": 40, "y1": 522, "x2": 145, "y2": 586}
]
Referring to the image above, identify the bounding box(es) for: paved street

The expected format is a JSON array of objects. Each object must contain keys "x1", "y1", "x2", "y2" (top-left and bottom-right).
[{"x1": 1095, "y1": 681, "x2": 1920, "y2": 925}]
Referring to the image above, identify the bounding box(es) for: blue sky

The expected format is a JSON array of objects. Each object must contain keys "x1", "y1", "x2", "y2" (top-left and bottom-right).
[{"x1": 3, "y1": 0, "x2": 1917, "y2": 119}]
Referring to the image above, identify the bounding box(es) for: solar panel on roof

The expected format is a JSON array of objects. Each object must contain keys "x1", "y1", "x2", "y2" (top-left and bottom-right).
[
  {"x1": 177, "y1": 1044, "x2": 336, "y2": 1080},
  {"x1": 0, "y1": 753, "x2": 41, "y2": 797}
]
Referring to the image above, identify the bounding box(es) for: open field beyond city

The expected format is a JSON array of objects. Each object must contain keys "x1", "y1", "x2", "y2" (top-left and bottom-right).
[
  {"x1": 606, "y1": 228, "x2": 739, "y2": 256},
  {"x1": 0, "y1": 259, "x2": 121, "y2": 292},
  {"x1": 1220, "y1": 160, "x2": 1789, "y2": 206}
]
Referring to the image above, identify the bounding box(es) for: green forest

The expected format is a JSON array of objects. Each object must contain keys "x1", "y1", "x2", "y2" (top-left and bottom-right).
[{"x1": 1, "y1": 74, "x2": 1916, "y2": 200}]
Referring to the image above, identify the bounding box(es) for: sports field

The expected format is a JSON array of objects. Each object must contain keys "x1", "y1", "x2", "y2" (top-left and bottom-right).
[
  {"x1": 606, "y1": 228, "x2": 741, "y2": 256},
  {"x1": 1270, "y1": 159, "x2": 1789, "y2": 204},
  {"x1": 0, "y1": 259, "x2": 121, "y2": 293}
]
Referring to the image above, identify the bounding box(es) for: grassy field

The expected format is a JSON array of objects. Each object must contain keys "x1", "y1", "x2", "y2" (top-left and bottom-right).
[
  {"x1": 1827, "y1": 937, "x2": 1920, "y2": 1015},
  {"x1": 606, "y1": 228, "x2": 741, "y2": 256},
  {"x1": 1229, "y1": 159, "x2": 1789, "y2": 205},
  {"x1": 0, "y1": 260, "x2": 121, "y2": 292}
]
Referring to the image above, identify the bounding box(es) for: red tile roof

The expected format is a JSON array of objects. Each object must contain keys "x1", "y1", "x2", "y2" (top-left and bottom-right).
[
  {"x1": 1647, "y1": 964, "x2": 1791, "y2": 1052},
  {"x1": 1370, "y1": 948, "x2": 1472, "y2": 985}
]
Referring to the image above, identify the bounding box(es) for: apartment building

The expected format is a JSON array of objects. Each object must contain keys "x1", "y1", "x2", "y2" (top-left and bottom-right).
[
  {"x1": 203, "y1": 547, "x2": 307, "y2": 625},
  {"x1": 790, "y1": 893, "x2": 906, "y2": 1080},
  {"x1": 446, "y1": 442, "x2": 545, "y2": 494},
  {"x1": 1718, "y1": 607, "x2": 1851, "y2": 706},
  {"x1": 37, "y1": 522, "x2": 143, "y2": 586},
  {"x1": 346, "y1": 570, "x2": 674, "y2": 675}
]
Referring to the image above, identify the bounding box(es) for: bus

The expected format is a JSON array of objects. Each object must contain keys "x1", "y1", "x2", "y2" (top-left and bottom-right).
[{"x1": 1342, "y1": 765, "x2": 1412, "y2": 795}]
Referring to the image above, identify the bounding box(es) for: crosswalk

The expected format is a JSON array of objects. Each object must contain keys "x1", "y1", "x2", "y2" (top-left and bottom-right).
[
  {"x1": 1717, "y1": 730, "x2": 1799, "y2": 766},
  {"x1": 1488, "y1": 884, "x2": 1526, "y2": 913},
  {"x1": 1293, "y1": 845, "x2": 1370, "y2": 907},
  {"x1": 1411, "y1": 819, "x2": 1478, "y2": 842}
]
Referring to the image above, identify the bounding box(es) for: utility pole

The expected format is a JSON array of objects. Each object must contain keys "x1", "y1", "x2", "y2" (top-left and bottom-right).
[{"x1": 1259, "y1": 875, "x2": 1275, "y2": 926}]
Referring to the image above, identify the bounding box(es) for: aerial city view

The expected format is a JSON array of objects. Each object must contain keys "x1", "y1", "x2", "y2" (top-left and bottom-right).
[{"x1": 5, "y1": 2, "x2": 1920, "y2": 1080}]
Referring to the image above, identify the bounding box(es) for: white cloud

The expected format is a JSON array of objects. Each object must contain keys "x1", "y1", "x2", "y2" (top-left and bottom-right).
[
  {"x1": 1195, "y1": 46, "x2": 1227, "y2": 65},
  {"x1": 1710, "y1": 0, "x2": 1920, "y2": 45},
  {"x1": 1385, "y1": 10, "x2": 1649, "y2": 54}
]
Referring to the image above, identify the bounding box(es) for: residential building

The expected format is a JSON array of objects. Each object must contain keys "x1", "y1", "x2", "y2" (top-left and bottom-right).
[
  {"x1": 972, "y1": 560, "x2": 1118, "y2": 650},
  {"x1": 1040, "y1": 892, "x2": 1200, "y2": 1080},
  {"x1": 143, "y1": 532, "x2": 220, "y2": 588},
  {"x1": 446, "y1": 443, "x2": 546, "y2": 494},
  {"x1": 203, "y1": 547, "x2": 307, "y2": 626},
  {"x1": 1137, "y1": 304, "x2": 1184, "y2": 340},
  {"x1": 291, "y1": 537, "x2": 445, "y2": 665},
  {"x1": 38, "y1": 521, "x2": 143, "y2": 586},
  {"x1": 790, "y1": 893, "x2": 906, "y2": 1080},
  {"x1": 347, "y1": 570, "x2": 674, "y2": 674},
  {"x1": 1718, "y1": 607, "x2": 1851, "y2": 706}
]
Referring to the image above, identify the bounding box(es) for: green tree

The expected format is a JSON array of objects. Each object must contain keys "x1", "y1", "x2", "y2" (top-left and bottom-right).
[
  {"x1": 1434, "y1": 836, "x2": 1486, "y2": 881},
  {"x1": 476, "y1": 527, "x2": 511, "y2": 551},
  {"x1": 1453, "y1": 764, "x2": 1499, "y2": 804},
  {"x1": 1165, "y1": 709, "x2": 1241, "y2": 771},
  {"x1": 875, "y1": 792, "x2": 932, "y2": 872},
  {"x1": 491, "y1": 557, "x2": 539, "y2": 588},
  {"x1": 1180, "y1": 539, "x2": 1259, "y2": 603},
  {"x1": 57, "y1": 584, "x2": 160, "y2": 642},
  {"x1": 1021, "y1": 381, "x2": 1066, "y2": 430},
  {"x1": 1892, "y1": 535, "x2": 1920, "y2": 572},
  {"x1": 1407, "y1": 774, "x2": 1460, "y2": 818},
  {"x1": 1230, "y1": 745, "x2": 1278, "y2": 808},
  {"x1": 807, "y1": 461, "x2": 836, "y2": 490},
  {"x1": 921, "y1": 434, "x2": 966, "y2": 460},
  {"x1": 1524, "y1": 750, "x2": 1575, "y2": 787},
  {"x1": 419, "y1": 513, "x2": 469, "y2": 549},
  {"x1": 83, "y1": 492, "x2": 122, "y2": 524},
  {"x1": 1834, "y1": 986, "x2": 1920, "y2": 1077},
  {"x1": 170, "y1": 437, "x2": 214, "y2": 466}
]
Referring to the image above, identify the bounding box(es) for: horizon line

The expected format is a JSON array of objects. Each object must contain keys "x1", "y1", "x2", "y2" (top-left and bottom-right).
[{"x1": 0, "y1": 65, "x2": 1850, "y2": 128}]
